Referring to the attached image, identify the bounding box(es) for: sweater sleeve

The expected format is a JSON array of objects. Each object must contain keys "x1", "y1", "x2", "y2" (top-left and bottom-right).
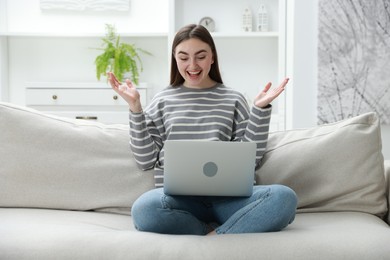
[
  {"x1": 237, "y1": 105, "x2": 272, "y2": 167},
  {"x1": 129, "y1": 111, "x2": 162, "y2": 171}
]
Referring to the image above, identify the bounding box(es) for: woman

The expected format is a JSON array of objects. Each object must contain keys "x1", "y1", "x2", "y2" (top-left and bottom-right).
[{"x1": 108, "y1": 24, "x2": 297, "y2": 235}]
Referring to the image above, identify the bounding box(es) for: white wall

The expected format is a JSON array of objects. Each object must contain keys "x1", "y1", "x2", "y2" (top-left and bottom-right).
[
  {"x1": 6, "y1": 0, "x2": 168, "y2": 34},
  {"x1": 0, "y1": 0, "x2": 8, "y2": 101},
  {"x1": 291, "y1": 0, "x2": 389, "y2": 159},
  {"x1": 0, "y1": 37, "x2": 8, "y2": 101}
]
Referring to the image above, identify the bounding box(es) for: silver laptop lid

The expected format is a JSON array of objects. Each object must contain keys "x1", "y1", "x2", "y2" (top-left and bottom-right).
[{"x1": 163, "y1": 140, "x2": 257, "y2": 197}]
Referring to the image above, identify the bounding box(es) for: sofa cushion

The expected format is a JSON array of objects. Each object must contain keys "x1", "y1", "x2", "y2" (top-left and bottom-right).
[
  {"x1": 2, "y1": 208, "x2": 390, "y2": 259},
  {"x1": 0, "y1": 102, "x2": 155, "y2": 214},
  {"x1": 257, "y1": 112, "x2": 387, "y2": 217}
]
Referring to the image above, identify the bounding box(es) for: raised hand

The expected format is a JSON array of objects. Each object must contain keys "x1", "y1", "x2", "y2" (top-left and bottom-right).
[
  {"x1": 254, "y1": 78, "x2": 289, "y2": 108},
  {"x1": 107, "y1": 72, "x2": 142, "y2": 113}
]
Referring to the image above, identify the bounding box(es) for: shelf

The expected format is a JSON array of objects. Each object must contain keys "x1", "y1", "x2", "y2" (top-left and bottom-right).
[
  {"x1": 211, "y1": 32, "x2": 279, "y2": 38},
  {"x1": 0, "y1": 32, "x2": 167, "y2": 38},
  {"x1": 173, "y1": 0, "x2": 280, "y2": 35},
  {"x1": 0, "y1": 31, "x2": 279, "y2": 38}
]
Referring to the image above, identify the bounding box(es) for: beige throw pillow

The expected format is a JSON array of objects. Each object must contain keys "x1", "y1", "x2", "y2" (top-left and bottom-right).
[
  {"x1": 0, "y1": 102, "x2": 154, "y2": 214},
  {"x1": 256, "y1": 112, "x2": 387, "y2": 217}
]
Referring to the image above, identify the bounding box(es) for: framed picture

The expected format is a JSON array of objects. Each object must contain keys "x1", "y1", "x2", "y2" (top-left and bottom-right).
[{"x1": 318, "y1": 0, "x2": 390, "y2": 124}]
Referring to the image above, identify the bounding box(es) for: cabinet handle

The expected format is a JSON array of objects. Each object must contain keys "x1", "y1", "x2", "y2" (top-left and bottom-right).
[
  {"x1": 52, "y1": 95, "x2": 58, "y2": 100},
  {"x1": 75, "y1": 116, "x2": 98, "y2": 120},
  {"x1": 113, "y1": 95, "x2": 118, "y2": 100}
]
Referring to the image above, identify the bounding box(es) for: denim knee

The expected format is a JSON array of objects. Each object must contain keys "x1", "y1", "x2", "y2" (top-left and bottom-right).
[
  {"x1": 269, "y1": 184, "x2": 298, "y2": 227},
  {"x1": 214, "y1": 185, "x2": 298, "y2": 234},
  {"x1": 131, "y1": 189, "x2": 208, "y2": 235},
  {"x1": 131, "y1": 189, "x2": 164, "y2": 233}
]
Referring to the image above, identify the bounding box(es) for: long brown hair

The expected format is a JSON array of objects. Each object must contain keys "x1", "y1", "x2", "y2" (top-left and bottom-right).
[{"x1": 170, "y1": 24, "x2": 223, "y2": 86}]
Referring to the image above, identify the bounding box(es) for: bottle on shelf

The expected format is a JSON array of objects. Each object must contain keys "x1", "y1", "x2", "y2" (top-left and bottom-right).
[
  {"x1": 256, "y1": 3, "x2": 269, "y2": 32},
  {"x1": 242, "y1": 7, "x2": 253, "y2": 32}
]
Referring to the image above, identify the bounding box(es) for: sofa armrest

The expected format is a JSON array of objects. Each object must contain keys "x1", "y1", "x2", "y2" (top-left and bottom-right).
[{"x1": 384, "y1": 160, "x2": 390, "y2": 224}]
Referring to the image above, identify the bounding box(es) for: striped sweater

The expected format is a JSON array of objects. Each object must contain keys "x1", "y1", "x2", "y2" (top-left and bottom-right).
[{"x1": 129, "y1": 83, "x2": 272, "y2": 187}]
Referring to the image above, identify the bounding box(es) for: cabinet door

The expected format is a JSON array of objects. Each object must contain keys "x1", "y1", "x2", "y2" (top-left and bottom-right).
[
  {"x1": 26, "y1": 88, "x2": 147, "y2": 107},
  {"x1": 25, "y1": 87, "x2": 148, "y2": 124},
  {"x1": 46, "y1": 111, "x2": 129, "y2": 124}
]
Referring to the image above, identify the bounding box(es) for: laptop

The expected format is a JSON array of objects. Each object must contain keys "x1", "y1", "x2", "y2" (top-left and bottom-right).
[{"x1": 163, "y1": 140, "x2": 257, "y2": 197}]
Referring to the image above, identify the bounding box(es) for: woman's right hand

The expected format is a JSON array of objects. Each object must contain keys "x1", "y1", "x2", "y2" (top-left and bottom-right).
[{"x1": 107, "y1": 72, "x2": 142, "y2": 113}]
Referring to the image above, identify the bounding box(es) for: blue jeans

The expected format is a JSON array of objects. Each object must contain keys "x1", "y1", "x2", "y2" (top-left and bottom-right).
[{"x1": 131, "y1": 184, "x2": 297, "y2": 235}]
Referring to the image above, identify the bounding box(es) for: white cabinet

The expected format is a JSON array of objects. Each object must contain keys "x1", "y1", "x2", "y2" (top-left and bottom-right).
[{"x1": 25, "y1": 82, "x2": 148, "y2": 124}]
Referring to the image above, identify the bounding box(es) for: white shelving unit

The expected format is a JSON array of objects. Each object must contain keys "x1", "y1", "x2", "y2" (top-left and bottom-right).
[
  {"x1": 170, "y1": 0, "x2": 287, "y2": 131},
  {"x1": 0, "y1": 0, "x2": 287, "y2": 129}
]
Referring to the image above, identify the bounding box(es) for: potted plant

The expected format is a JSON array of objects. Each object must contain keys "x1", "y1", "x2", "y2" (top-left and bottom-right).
[{"x1": 94, "y1": 24, "x2": 151, "y2": 85}]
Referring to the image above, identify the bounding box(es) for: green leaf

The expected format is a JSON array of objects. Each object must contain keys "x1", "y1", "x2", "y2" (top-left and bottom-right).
[{"x1": 92, "y1": 24, "x2": 152, "y2": 83}]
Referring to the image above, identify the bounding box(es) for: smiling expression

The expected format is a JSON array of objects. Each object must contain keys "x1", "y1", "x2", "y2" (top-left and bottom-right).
[{"x1": 174, "y1": 38, "x2": 216, "y2": 89}]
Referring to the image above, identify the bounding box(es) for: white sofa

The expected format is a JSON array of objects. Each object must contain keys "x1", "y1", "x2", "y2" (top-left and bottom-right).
[{"x1": 1, "y1": 101, "x2": 390, "y2": 259}]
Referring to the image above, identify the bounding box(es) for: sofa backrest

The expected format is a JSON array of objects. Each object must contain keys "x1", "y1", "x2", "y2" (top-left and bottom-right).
[
  {"x1": 257, "y1": 112, "x2": 387, "y2": 217},
  {"x1": 0, "y1": 102, "x2": 387, "y2": 217},
  {"x1": 0, "y1": 102, "x2": 154, "y2": 215}
]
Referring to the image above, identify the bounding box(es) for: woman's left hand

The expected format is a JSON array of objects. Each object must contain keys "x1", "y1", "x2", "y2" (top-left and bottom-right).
[{"x1": 254, "y1": 78, "x2": 289, "y2": 108}]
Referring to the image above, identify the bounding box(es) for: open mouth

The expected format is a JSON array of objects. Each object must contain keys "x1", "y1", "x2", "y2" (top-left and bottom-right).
[{"x1": 187, "y1": 70, "x2": 202, "y2": 78}]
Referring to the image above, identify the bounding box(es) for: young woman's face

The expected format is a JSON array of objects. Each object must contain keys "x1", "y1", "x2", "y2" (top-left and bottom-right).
[{"x1": 174, "y1": 38, "x2": 215, "y2": 88}]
